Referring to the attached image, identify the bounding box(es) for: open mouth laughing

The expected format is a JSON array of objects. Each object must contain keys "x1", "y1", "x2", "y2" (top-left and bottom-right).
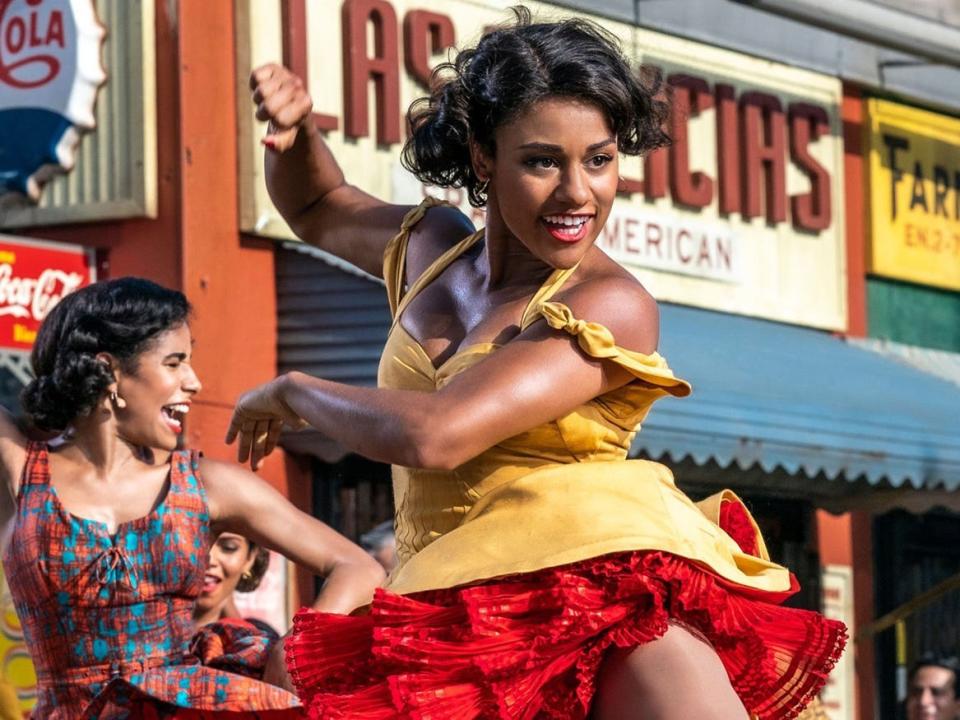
[{"x1": 161, "y1": 403, "x2": 190, "y2": 434}]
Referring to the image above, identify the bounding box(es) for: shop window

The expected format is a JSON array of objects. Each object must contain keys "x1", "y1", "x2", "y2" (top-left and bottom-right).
[
  {"x1": 740, "y1": 494, "x2": 821, "y2": 611},
  {"x1": 310, "y1": 454, "x2": 393, "y2": 593}
]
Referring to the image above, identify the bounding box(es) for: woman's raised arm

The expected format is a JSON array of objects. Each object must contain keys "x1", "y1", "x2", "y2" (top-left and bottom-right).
[{"x1": 252, "y1": 63, "x2": 416, "y2": 277}]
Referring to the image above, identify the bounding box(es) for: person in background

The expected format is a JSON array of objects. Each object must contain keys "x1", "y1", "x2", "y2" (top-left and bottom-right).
[
  {"x1": 191, "y1": 532, "x2": 281, "y2": 680},
  {"x1": 359, "y1": 520, "x2": 398, "y2": 574},
  {"x1": 907, "y1": 656, "x2": 960, "y2": 720},
  {"x1": 194, "y1": 532, "x2": 274, "y2": 630}
]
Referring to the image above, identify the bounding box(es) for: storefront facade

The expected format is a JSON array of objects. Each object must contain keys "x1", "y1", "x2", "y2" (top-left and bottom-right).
[
  {"x1": 2, "y1": 0, "x2": 960, "y2": 717},
  {"x1": 858, "y1": 96, "x2": 960, "y2": 719}
]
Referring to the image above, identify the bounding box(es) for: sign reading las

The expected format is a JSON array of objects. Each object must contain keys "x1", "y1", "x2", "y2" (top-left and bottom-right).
[{"x1": 868, "y1": 98, "x2": 960, "y2": 291}]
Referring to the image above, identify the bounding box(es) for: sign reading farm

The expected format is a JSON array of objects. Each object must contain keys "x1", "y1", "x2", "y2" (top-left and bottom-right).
[
  {"x1": 238, "y1": 0, "x2": 847, "y2": 330},
  {"x1": 867, "y1": 98, "x2": 960, "y2": 292},
  {"x1": 0, "y1": 0, "x2": 106, "y2": 202}
]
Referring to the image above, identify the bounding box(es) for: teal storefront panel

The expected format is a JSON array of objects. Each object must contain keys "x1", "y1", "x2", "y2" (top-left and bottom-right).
[{"x1": 868, "y1": 278, "x2": 960, "y2": 353}]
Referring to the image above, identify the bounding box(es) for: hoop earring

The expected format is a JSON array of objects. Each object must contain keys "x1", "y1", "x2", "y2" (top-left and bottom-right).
[
  {"x1": 476, "y1": 178, "x2": 489, "y2": 195},
  {"x1": 109, "y1": 391, "x2": 127, "y2": 409}
]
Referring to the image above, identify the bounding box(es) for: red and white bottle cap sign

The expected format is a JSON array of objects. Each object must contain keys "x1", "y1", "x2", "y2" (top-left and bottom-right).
[{"x1": 0, "y1": 0, "x2": 106, "y2": 202}]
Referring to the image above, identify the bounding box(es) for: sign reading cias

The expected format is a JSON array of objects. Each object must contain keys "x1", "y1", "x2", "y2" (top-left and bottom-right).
[
  {"x1": 239, "y1": 0, "x2": 846, "y2": 330},
  {"x1": 0, "y1": 0, "x2": 106, "y2": 203},
  {"x1": 0, "y1": 234, "x2": 93, "y2": 350}
]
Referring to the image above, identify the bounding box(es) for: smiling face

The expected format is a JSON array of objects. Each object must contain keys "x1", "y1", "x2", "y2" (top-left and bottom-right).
[
  {"x1": 480, "y1": 96, "x2": 620, "y2": 269},
  {"x1": 111, "y1": 323, "x2": 201, "y2": 452},
  {"x1": 196, "y1": 533, "x2": 257, "y2": 614}
]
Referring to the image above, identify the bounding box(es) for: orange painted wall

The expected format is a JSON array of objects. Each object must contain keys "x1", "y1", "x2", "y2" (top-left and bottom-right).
[
  {"x1": 843, "y1": 86, "x2": 868, "y2": 339},
  {"x1": 842, "y1": 84, "x2": 878, "y2": 719},
  {"x1": 816, "y1": 510, "x2": 876, "y2": 719},
  {"x1": 175, "y1": 0, "x2": 312, "y2": 605},
  {"x1": 174, "y1": 0, "x2": 282, "y2": 484}
]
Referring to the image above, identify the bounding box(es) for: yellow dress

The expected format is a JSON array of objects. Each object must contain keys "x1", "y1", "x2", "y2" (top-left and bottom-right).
[{"x1": 286, "y1": 198, "x2": 846, "y2": 720}]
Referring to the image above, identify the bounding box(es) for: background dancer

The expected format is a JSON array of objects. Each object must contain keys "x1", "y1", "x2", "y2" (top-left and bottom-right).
[
  {"x1": 194, "y1": 533, "x2": 274, "y2": 632},
  {"x1": 0, "y1": 278, "x2": 384, "y2": 718},
  {"x1": 235, "y1": 9, "x2": 846, "y2": 719},
  {"x1": 191, "y1": 532, "x2": 282, "y2": 681}
]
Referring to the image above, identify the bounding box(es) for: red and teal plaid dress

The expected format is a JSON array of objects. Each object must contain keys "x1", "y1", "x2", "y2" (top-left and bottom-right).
[{"x1": 1, "y1": 442, "x2": 303, "y2": 719}]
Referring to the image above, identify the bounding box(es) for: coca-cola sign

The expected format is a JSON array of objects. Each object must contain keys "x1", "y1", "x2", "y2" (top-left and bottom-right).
[
  {"x1": 0, "y1": 234, "x2": 93, "y2": 349},
  {"x1": 0, "y1": 0, "x2": 106, "y2": 203}
]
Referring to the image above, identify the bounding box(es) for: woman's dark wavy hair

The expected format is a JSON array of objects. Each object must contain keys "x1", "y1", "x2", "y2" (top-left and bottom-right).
[
  {"x1": 402, "y1": 6, "x2": 669, "y2": 207},
  {"x1": 21, "y1": 277, "x2": 191, "y2": 432}
]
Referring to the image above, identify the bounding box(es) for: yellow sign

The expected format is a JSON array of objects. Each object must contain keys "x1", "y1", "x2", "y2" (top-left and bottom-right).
[{"x1": 867, "y1": 99, "x2": 960, "y2": 291}]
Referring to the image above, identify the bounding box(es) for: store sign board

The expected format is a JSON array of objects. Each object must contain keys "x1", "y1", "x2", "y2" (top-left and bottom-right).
[
  {"x1": 0, "y1": 0, "x2": 106, "y2": 202},
  {"x1": 0, "y1": 234, "x2": 94, "y2": 350},
  {"x1": 820, "y1": 565, "x2": 854, "y2": 720},
  {"x1": 238, "y1": 0, "x2": 846, "y2": 330},
  {"x1": 867, "y1": 99, "x2": 960, "y2": 292}
]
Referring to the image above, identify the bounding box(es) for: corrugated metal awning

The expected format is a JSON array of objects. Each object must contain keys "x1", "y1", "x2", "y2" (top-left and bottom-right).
[
  {"x1": 636, "y1": 305, "x2": 960, "y2": 491},
  {"x1": 846, "y1": 337, "x2": 960, "y2": 391}
]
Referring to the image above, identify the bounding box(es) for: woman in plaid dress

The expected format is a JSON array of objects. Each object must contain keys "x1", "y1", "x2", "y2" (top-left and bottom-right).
[{"x1": 0, "y1": 278, "x2": 384, "y2": 718}]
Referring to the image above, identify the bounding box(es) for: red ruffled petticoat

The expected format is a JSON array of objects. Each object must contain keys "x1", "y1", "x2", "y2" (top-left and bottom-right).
[{"x1": 286, "y1": 551, "x2": 846, "y2": 720}]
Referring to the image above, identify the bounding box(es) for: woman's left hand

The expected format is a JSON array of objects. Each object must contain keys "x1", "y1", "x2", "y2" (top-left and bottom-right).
[{"x1": 226, "y1": 377, "x2": 305, "y2": 470}]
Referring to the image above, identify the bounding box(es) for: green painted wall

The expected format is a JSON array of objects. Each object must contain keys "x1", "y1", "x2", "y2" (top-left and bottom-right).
[{"x1": 867, "y1": 278, "x2": 960, "y2": 352}]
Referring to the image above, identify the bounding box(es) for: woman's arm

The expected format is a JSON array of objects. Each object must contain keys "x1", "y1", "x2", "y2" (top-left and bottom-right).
[
  {"x1": 201, "y1": 457, "x2": 385, "y2": 614},
  {"x1": 253, "y1": 63, "x2": 472, "y2": 277},
  {"x1": 227, "y1": 277, "x2": 663, "y2": 471}
]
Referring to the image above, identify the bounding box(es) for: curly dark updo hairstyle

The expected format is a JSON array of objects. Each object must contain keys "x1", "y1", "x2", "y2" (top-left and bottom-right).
[
  {"x1": 21, "y1": 277, "x2": 191, "y2": 432},
  {"x1": 402, "y1": 6, "x2": 669, "y2": 207}
]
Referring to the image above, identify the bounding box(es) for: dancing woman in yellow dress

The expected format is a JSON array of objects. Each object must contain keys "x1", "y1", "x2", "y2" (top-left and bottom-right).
[{"x1": 233, "y1": 10, "x2": 846, "y2": 719}]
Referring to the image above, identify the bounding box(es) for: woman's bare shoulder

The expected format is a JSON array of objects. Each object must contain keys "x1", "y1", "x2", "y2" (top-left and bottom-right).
[{"x1": 553, "y1": 254, "x2": 660, "y2": 355}]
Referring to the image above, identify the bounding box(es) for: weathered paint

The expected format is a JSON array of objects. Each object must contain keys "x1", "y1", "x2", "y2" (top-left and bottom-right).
[{"x1": 867, "y1": 277, "x2": 960, "y2": 353}]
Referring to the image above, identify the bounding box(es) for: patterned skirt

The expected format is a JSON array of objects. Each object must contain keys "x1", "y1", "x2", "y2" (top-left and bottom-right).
[{"x1": 72, "y1": 619, "x2": 303, "y2": 719}]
